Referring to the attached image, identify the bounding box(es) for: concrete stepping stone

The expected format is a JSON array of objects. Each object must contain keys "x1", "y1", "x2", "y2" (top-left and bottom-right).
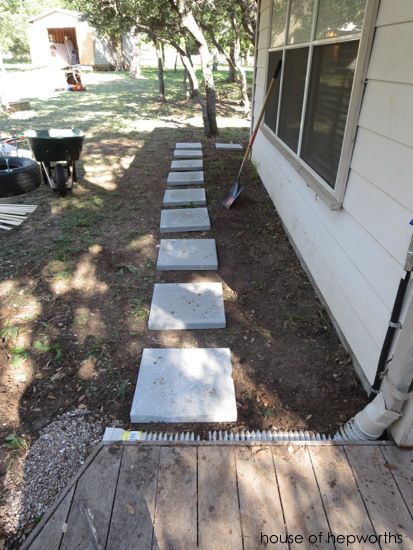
[
  {"x1": 215, "y1": 143, "x2": 243, "y2": 150},
  {"x1": 167, "y1": 171, "x2": 204, "y2": 186},
  {"x1": 174, "y1": 149, "x2": 203, "y2": 159},
  {"x1": 148, "y1": 282, "x2": 226, "y2": 329},
  {"x1": 157, "y1": 239, "x2": 218, "y2": 270},
  {"x1": 160, "y1": 207, "x2": 210, "y2": 233},
  {"x1": 130, "y1": 348, "x2": 237, "y2": 423},
  {"x1": 176, "y1": 142, "x2": 202, "y2": 149},
  {"x1": 163, "y1": 188, "x2": 206, "y2": 207},
  {"x1": 171, "y1": 159, "x2": 203, "y2": 171}
]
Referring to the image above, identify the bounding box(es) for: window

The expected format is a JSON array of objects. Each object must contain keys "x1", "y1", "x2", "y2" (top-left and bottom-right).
[{"x1": 265, "y1": 0, "x2": 372, "y2": 197}]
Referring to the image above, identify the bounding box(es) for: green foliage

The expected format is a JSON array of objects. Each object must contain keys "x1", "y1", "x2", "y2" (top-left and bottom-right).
[
  {"x1": 4, "y1": 432, "x2": 29, "y2": 450},
  {"x1": 33, "y1": 340, "x2": 64, "y2": 362}
]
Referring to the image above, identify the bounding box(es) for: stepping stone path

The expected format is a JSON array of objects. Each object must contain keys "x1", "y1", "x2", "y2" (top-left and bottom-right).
[
  {"x1": 157, "y1": 239, "x2": 218, "y2": 270},
  {"x1": 130, "y1": 141, "x2": 237, "y2": 424},
  {"x1": 148, "y1": 282, "x2": 226, "y2": 330},
  {"x1": 130, "y1": 348, "x2": 237, "y2": 422},
  {"x1": 160, "y1": 207, "x2": 210, "y2": 233},
  {"x1": 171, "y1": 159, "x2": 203, "y2": 171},
  {"x1": 163, "y1": 188, "x2": 206, "y2": 207},
  {"x1": 167, "y1": 171, "x2": 204, "y2": 186},
  {"x1": 215, "y1": 143, "x2": 243, "y2": 150},
  {"x1": 174, "y1": 149, "x2": 203, "y2": 159}
]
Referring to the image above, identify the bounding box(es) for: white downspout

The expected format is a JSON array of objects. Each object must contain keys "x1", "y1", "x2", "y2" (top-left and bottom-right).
[{"x1": 336, "y1": 236, "x2": 413, "y2": 442}]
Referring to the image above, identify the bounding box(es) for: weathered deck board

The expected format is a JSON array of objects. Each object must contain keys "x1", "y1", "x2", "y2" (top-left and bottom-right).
[
  {"x1": 345, "y1": 446, "x2": 413, "y2": 549},
  {"x1": 198, "y1": 446, "x2": 243, "y2": 550},
  {"x1": 106, "y1": 446, "x2": 160, "y2": 550},
  {"x1": 380, "y1": 445, "x2": 413, "y2": 517},
  {"x1": 152, "y1": 447, "x2": 197, "y2": 550},
  {"x1": 25, "y1": 443, "x2": 413, "y2": 550},
  {"x1": 29, "y1": 486, "x2": 75, "y2": 550},
  {"x1": 60, "y1": 445, "x2": 122, "y2": 550},
  {"x1": 235, "y1": 446, "x2": 285, "y2": 549},
  {"x1": 272, "y1": 446, "x2": 333, "y2": 549},
  {"x1": 309, "y1": 446, "x2": 379, "y2": 549}
]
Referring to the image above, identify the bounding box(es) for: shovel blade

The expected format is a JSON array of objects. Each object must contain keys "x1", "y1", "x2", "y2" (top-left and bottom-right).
[{"x1": 222, "y1": 181, "x2": 244, "y2": 209}]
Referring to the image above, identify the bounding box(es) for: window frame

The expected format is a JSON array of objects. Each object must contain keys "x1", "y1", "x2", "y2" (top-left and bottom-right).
[{"x1": 262, "y1": 0, "x2": 379, "y2": 209}]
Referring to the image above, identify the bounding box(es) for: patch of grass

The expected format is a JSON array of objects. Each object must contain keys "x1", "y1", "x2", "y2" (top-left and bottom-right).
[
  {"x1": 3, "y1": 432, "x2": 29, "y2": 451},
  {"x1": 33, "y1": 340, "x2": 63, "y2": 362},
  {"x1": 131, "y1": 298, "x2": 147, "y2": 320},
  {"x1": 9, "y1": 346, "x2": 29, "y2": 368},
  {"x1": 115, "y1": 380, "x2": 128, "y2": 400},
  {"x1": 0, "y1": 325, "x2": 19, "y2": 341},
  {"x1": 251, "y1": 281, "x2": 264, "y2": 290},
  {"x1": 143, "y1": 258, "x2": 153, "y2": 269}
]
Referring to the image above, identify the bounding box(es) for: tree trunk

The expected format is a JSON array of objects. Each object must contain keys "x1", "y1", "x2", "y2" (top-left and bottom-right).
[
  {"x1": 231, "y1": 13, "x2": 250, "y2": 114},
  {"x1": 174, "y1": 0, "x2": 218, "y2": 137},
  {"x1": 204, "y1": 26, "x2": 237, "y2": 83},
  {"x1": 161, "y1": 43, "x2": 166, "y2": 66},
  {"x1": 153, "y1": 39, "x2": 166, "y2": 102},
  {"x1": 129, "y1": 39, "x2": 141, "y2": 79},
  {"x1": 170, "y1": 39, "x2": 200, "y2": 99},
  {"x1": 110, "y1": 36, "x2": 124, "y2": 71},
  {"x1": 212, "y1": 50, "x2": 218, "y2": 71},
  {"x1": 228, "y1": 43, "x2": 237, "y2": 83},
  {"x1": 180, "y1": 54, "x2": 199, "y2": 99}
]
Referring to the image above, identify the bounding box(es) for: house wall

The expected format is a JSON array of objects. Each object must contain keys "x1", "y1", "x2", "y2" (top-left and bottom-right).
[{"x1": 252, "y1": 0, "x2": 413, "y2": 388}]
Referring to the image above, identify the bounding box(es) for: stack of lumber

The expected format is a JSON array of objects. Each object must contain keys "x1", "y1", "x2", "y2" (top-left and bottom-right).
[{"x1": 0, "y1": 204, "x2": 38, "y2": 231}]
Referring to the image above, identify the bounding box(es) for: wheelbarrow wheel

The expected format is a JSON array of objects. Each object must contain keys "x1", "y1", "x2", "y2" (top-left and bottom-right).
[{"x1": 55, "y1": 164, "x2": 68, "y2": 197}]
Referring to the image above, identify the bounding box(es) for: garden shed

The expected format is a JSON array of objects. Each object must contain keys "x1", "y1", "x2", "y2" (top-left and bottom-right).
[
  {"x1": 251, "y1": 0, "x2": 413, "y2": 445},
  {"x1": 27, "y1": 8, "x2": 113, "y2": 68}
]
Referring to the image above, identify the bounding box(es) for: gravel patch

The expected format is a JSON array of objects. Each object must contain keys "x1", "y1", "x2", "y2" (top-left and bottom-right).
[{"x1": 1, "y1": 410, "x2": 108, "y2": 549}]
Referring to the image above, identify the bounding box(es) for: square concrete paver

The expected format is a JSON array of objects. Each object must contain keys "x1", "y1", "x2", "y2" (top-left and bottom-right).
[
  {"x1": 148, "y1": 282, "x2": 226, "y2": 329},
  {"x1": 167, "y1": 171, "x2": 204, "y2": 186},
  {"x1": 171, "y1": 159, "x2": 203, "y2": 171},
  {"x1": 176, "y1": 142, "x2": 202, "y2": 149},
  {"x1": 174, "y1": 149, "x2": 203, "y2": 159},
  {"x1": 130, "y1": 348, "x2": 237, "y2": 423},
  {"x1": 160, "y1": 207, "x2": 210, "y2": 233},
  {"x1": 215, "y1": 143, "x2": 243, "y2": 150},
  {"x1": 157, "y1": 239, "x2": 218, "y2": 270},
  {"x1": 163, "y1": 188, "x2": 206, "y2": 207}
]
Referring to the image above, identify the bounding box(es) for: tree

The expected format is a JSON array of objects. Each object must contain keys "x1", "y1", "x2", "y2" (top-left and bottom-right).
[
  {"x1": 169, "y1": 0, "x2": 218, "y2": 136},
  {"x1": 196, "y1": 0, "x2": 253, "y2": 113}
]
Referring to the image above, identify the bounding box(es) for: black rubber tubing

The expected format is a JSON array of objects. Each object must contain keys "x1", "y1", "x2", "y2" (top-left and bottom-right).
[
  {"x1": 0, "y1": 156, "x2": 42, "y2": 197},
  {"x1": 370, "y1": 270, "x2": 411, "y2": 396}
]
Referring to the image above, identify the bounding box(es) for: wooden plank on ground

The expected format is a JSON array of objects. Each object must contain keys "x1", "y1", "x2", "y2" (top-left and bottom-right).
[
  {"x1": 345, "y1": 446, "x2": 413, "y2": 549},
  {"x1": 198, "y1": 446, "x2": 243, "y2": 550},
  {"x1": 236, "y1": 446, "x2": 286, "y2": 550},
  {"x1": 381, "y1": 446, "x2": 413, "y2": 517},
  {"x1": 152, "y1": 446, "x2": 197, "y2": 550},
  {"x1": 272, "y1": 446, "x2": 333, "y2": 549},
  {"x1": 29, "y1": 486, "x2": 75, "y2": 550},
  {"x1": 309, "y1": 446, "x2": 379, "y2": 549},
  {"x1": 60, "y1": 445, "x2": 122, "y2": 550},
  {"x1": 106, "y1": 446, "x2": 160, "y2": 550}
]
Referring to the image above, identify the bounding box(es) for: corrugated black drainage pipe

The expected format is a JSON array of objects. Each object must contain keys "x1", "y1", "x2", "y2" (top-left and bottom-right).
[{"x1": 370, "y1": 221, "x2": 413, "y2": 398}]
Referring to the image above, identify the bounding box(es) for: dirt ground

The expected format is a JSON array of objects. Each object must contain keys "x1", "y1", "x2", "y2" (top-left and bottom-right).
[{"x1": 0, "y1": 69, "x2": 368, "y2": 543}]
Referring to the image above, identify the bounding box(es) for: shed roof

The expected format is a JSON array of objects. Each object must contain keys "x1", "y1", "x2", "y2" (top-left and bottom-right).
[{"x1": 28, "y1": 8, "x2": 81, "y2": 24}]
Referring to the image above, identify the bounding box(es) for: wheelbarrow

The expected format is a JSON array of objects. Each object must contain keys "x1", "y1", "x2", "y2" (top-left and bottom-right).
[{"x1": 25, "y1": 129, "x2": 85, "y2": 197}]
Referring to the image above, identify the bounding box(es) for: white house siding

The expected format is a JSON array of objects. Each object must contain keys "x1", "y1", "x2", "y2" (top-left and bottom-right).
[{"x1": 251, "y1": 0, "x2": 413, "y2": 387}]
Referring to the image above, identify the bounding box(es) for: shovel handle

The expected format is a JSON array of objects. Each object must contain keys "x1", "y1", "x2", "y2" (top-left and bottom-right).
[{"x1": 237, "y1": 59, "x2": 282, "y2": 180}]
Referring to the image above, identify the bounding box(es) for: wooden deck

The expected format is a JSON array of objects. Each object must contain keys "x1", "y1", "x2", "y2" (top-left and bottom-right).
[{"x1": 23, "y1": 442, "x2": 413, "y2": 549}]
